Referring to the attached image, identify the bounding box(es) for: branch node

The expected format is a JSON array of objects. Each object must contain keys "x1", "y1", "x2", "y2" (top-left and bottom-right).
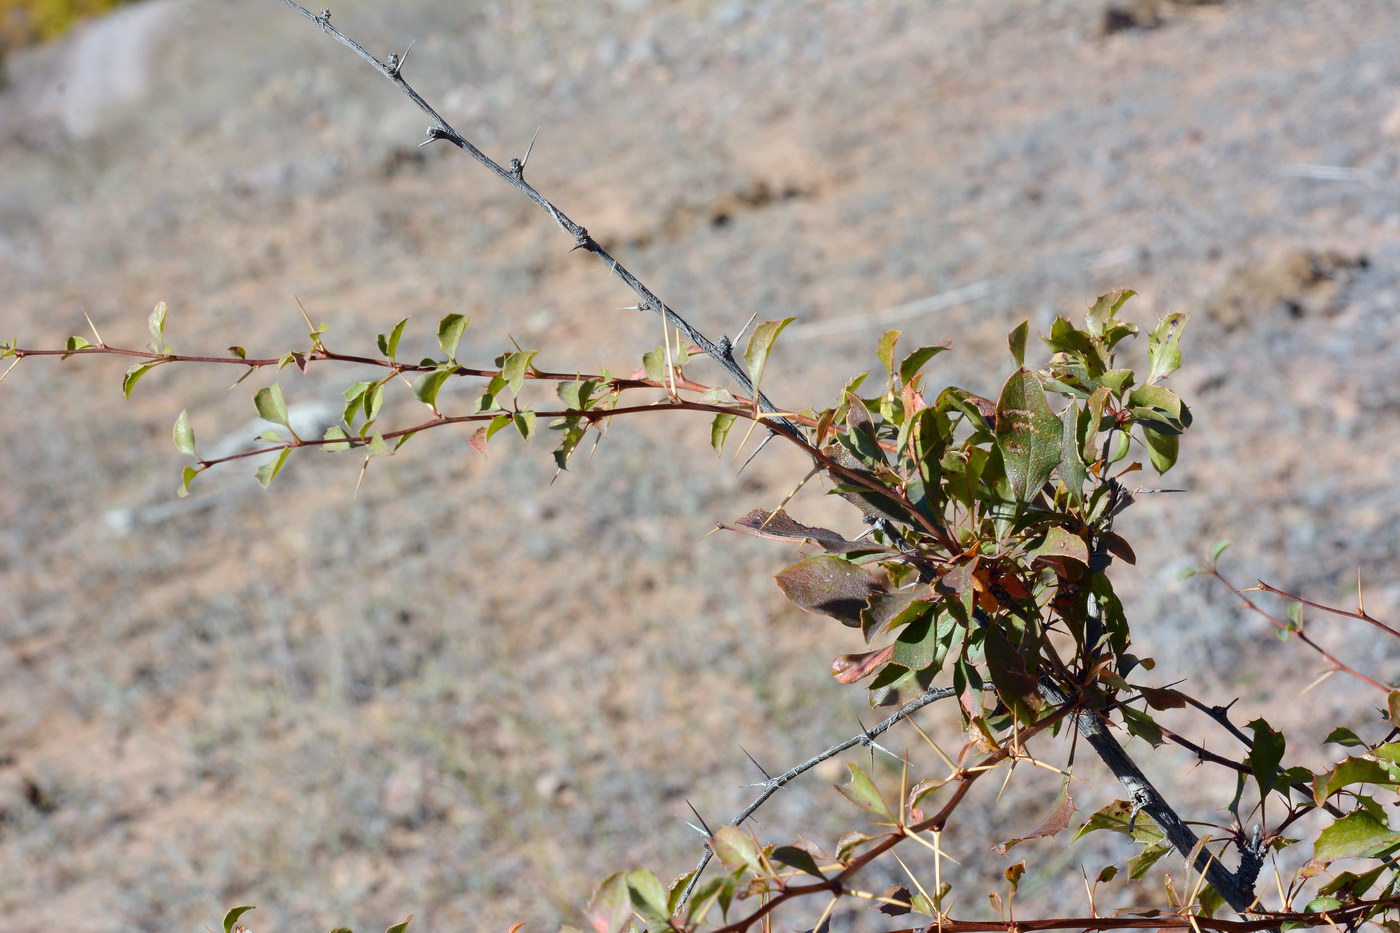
[
  {"x1": 318, "y1": 7, "x2": 330, "y2": 21},
  {"x1": 569, "y1": 228, "x2": 593, "y2": 252}
]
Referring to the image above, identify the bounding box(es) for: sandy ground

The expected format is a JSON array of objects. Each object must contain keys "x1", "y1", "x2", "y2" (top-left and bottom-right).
[{"x1": 2, "y1": 1, "x2": 1400, "y2": 931}]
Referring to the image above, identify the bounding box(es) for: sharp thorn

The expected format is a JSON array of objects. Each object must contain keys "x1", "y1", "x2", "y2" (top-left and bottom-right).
[
  {"x1": 739, "y1": 745, "x2": 773, "y2": 780},
  {"x1": 733, "y1": 311, "x2": 759, "y2": 345},
  {"x1": 521, "y1": 125, "x2": 541, "y2": 169},
  {"x1": 737, "y1": 432, "x2": 776, "y2": 476}
]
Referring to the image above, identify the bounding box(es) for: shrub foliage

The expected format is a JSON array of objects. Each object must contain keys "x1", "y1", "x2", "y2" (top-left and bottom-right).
[{"x1": 7, "y1": 4, "x2": 1400, "y2": 933}]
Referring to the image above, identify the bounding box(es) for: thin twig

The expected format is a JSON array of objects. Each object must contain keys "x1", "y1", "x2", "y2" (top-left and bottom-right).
[
  {"x1": 276, "y1": 0, "x2": 800, "y2": 440},
  {"x1": 678, "y1": 684, "x2": 955, "y2": 904}
]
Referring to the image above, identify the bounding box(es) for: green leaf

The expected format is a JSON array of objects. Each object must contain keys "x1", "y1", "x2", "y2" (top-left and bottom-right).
[
  {"x1": 378, "y1": 317, "x2": 408, "y2": 358},
  {"x1": 66, "y1": 335, "x2": 92, "y2": 351},
  {"x1": 255, "y1": 449, "x2": 291, "y2": 488},
  {"x1": 122, "y1": 362, "x2": 156, "y2": 398},
  {"x1": 699, "y1": 387, "x2": 738, "y2": 405},
  {"x1": 774, "y1": 556, "x2": 883, "y2": 627},
  {"x1": 437, "y1": 313, "x2": 468, "y2": 360},
  {"x1": 1058, "y1": 403, "x2": 1087, "y2": 504},
  {"x1": 899, "y1": 345, "x2": 949, "y2": 385},
  {"x1": 513, "y1": 410, "x2": 536, "y2": 440},
  {"x1": 147, "y1": 301, "x2": 168, "y2": 352},
  {"x1": 172, "y1": 410, "x2": 196, "y2": 456},
  {"x1": 1007, "y1": 320, "x2": 1029, "y2": 367},
  {"x1": 322, "y1": 426, "x2": 351, "y2": 452},
  {"x1": 1127, "y1": 385, "x2": 1193, "y2": 434},
  {"x1": 587, "y1": 873, "x2": 633, "y2": 933},
  {"x1": 486, "y1": 414, "x2": 513, "y2": 441},
  {"x1": 1127, "y1": 842, "x2": 1172, "y2": 879},
  {"x1": 551, "y1": 418, "x2": 587, "y2": 470},
  {"x1": 500, "y1": 350, "x2": 538, "y2": 396},
  {"x1": 877, "y1": 329, "x2": 901, "y2": 375},
  {"x1": 1313, "y1": 757, "x2": 1399, "y2": 806},
  {"x1": 342, "y1": 381, "x2": 371, "y2": 426},
  {"x1": 177, "y1": 465, "x2": 199, "y2": 499},
  {"x1": 1073, "y1": 799, "x2": 1163, "y2": 844},
  {"x1": 412, "y1": 369, "x2": 453, "y2": 409},
  {"x1": 772, "y1": 845, "x2": 828, "y2": 879},
  {"x1": 667, "y1": 870, "x2": 697, "y2": 918},
  {"x1": 384, "y1": 916, "x2": 413, "y2": 933},
  {"x1": 1210, "y1": 540, "x2": 1232, "y2": 564},
  {"x1": 995, "y1": 368, "x2": 1063, "y2": 502},
  {"x1": 1314, "y1": 810, "x2": 1400, "y2": 861},
  {"x1": 710, "y1": 411, "x2": 736, "y2": 452},
  {"x1": 1146, "y1": 313, "x2": 1188, "y2": 385},
  {"x1": 891, "y1": 607, "x2": 959, "y2": 674},
  {"x1": 363, "y1": 383, "x2": 384, "y2": 421},
  {"x1": 1086, "y1": 289, "x2": 1137, "y2": 343},
  {"x1": 836, "y1": 762, "x2": 893, "y2": 820},
  {"x1": 223, "y1": 906, "x2": 255, "y2": 933},
  {"x1": 1247, "y1": 719, "x2": 1286, "y2": 797},
  {"x1": 365, "y1": 432, "x2": 389, "y2": 457},
  {"x1": 625, "y1": 869, "x2": 669, "y2": 926},
  {"x1": 1031, "y1": 526, "x2": 1090, "y2": 566},
  {"x1": 254, "y1": 385, "x2": 290, "y2": 427},
  {"x1": 743, "y1": 317, "x2": 795, "y2": 391},
  {"x1": 710, "y1": 825, "x2": 763, "y2": 873},
  {"x1": 683, "y1": 875, "x2": 729, "y2": 927},
  {"x1": 1325, "y1": 727, "x2": 1366, "y2": 748},
  {"x1": 642, "y1": 346, "x2": 668, "y2": 383}
]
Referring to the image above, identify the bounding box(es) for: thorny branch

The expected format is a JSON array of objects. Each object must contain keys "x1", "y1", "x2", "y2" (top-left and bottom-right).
[
  {"x1": 678, "y1": 684, "x2": 957, "y2": 904},
  {"x1": 275, "y1": 0, "x2": 801, "y2": 440},
  {"x1": 1207, "y1": 568, "x2": 1391, "y2": 691},
  {"x1": 712, "y1": 704, "x2": 1079, "y2": 933}
]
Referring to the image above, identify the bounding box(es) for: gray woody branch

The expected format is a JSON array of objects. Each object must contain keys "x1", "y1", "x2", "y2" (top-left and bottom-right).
[{"x1": 277, "y1": 1, "x2": 800, "y2": 440}]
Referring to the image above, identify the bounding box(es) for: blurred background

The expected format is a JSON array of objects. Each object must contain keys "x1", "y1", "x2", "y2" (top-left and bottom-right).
[{"x1": 1, "y1": 1, "x2": 1398, "y2": 930}]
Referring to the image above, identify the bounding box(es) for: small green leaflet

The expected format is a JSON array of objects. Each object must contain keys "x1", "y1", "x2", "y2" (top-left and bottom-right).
[
  {"x1": 710, "y1": 411, "x2": 736, "y2": 452},
  {"x1": 437, "y1": 313, "x2": 468, "y2": 360},
  {"x1": 147, "y1": 301, "x2": 168, "y2": 353},
  {"x1": 222, "y1": 906, "x2": 254, "y2": 933},
  {"x1": 255, "y1": 449, "x2": 291, "y2": 488},
  {"x1": 743, "y1": 317, "x2": 795, "y2": 393},
  {"x1": 122, "y1": 362, "x2": 156, "y2": 398},
  {"x1": 499, "y1": 350, "x2": 538, "y2": 396},
  {"x1": 876, "y1": 329, "x2": 900, "y2": 375},
  {"x1": 1146, "y1": 312, "x2": 1188, "y2": 385},
  {"x1": 1007, "y1": 320, "x2": 1029, "y2": 367},
  {"x1": 254, "y1": 384, "x2": 290, "y2": 427},
  {"x1": 378, "y1": 317, "x2": 408, "y2": 358},
  {"x1": 177, "y1": 466, "x2": 198, "y2": 499},
  {"x1": 899, "y1": 345, "x2": 948, "y2": 385},
  {"x1": 322, "y1": 426, "x2": 352, "y2": 451},
  {"x1": 412, "y1": 368, "x2": 454, "y2": 409},
  {"x1": 172, "y1": 410, "x2": 196, "y2": 456}
]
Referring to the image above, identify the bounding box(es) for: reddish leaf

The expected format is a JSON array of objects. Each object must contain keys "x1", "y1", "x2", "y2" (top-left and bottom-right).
[
  {"x1": 832, "y1": 645, "x2": 894, "y2": 684},
  {"x1": 996, "y1": 779, "x2": 1077, "y2": 853},
  {"x1": 732, "y1": 509, "x2": 859, "y2": 554},
  {"x1": 775, "y1": 555, "x2": 884, "y2": 626}
]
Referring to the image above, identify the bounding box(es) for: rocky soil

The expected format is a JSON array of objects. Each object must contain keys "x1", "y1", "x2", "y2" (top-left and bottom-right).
[{"x1": 2, "y1": 1, "x2": 1399, "y2": 931}]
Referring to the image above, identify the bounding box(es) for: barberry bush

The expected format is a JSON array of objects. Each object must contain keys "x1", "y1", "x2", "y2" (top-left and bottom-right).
[{"x1": 6, "y1": 4, "x2": 1400, "y2": 933}]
